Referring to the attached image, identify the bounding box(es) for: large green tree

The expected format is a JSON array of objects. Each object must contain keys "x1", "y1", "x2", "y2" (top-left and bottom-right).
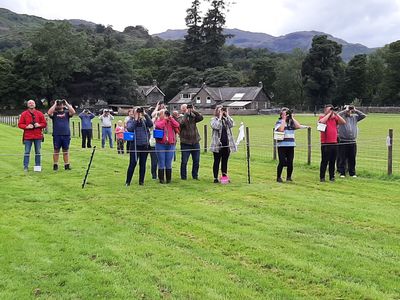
[
  {"x1": 184, "y1": 0, "x2": 204, "y2": 70},
  {"x1": 301, "y1": 35, "x2": 343, "y2": 107},
  {"x1": 343, "y1": 54, "x2": 368, "y2": 104},
  {"x1": 382, "y1": 40, "x2": 400, "y2": 105},
  {"x1": 201, "y1": 0, "x2": 229, "y2": 69}
]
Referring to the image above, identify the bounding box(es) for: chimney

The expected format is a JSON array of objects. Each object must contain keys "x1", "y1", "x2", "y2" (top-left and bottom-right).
[
  {"x1": 202, "y1": 82, "x2": 207, "y2": 88},
  {"x1": 152, "y1": 79, "x2": 157, "y2": 86},
  {"x1": 258, "y1": 81, "x2": 263, "y2": 88},
  {"x1": 183, "y1": 83, "x2": 189, "y2": 90}
]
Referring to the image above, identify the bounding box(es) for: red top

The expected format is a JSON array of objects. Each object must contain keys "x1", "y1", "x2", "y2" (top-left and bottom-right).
[
  {"x1": 18, "y1": 109, "x2": 47, "y2": 140},
  {"x1": 155, "y1": 117, "x2": 180, "y2": 145},
  {"x1": 115, "y1": 126, "x2": 125, "y2": 140},
  {"x1": 319, "y1": 115, "x2": 339, "y2": 144}
]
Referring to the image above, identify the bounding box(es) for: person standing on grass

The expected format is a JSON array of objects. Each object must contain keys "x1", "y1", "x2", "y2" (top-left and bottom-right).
[
  {"x1": 210, "y1": 105, "x2": 237, "y2": 183},
  {"x1": 99, "y1": 109, "x2": 114, "y2": 148},
  {"x1": 154, "y1": 109, "x2": 180, "y2": 184},
  {"x1": 337, "y1": 105, "x2": 366, "y2": 178},
  {"x1": 125, "y1": 107, "x2": 153, "y2": 186},
  {"x1": 115, "y1": 120, "x2": 125, "y2": 154},
  {"x1": 78, "y1": 109, "x2": 95, "y2": 148},
  {"x1": 148, "y1": 106, "x2": 158, "y2": 180},
  {"x1": 178, "y1": 104, "x2": 203, "y2": 180},
  {"x1": 18, "y1": 100, "x2": 47, "y2": 172},
  {"x1": 48, "y1": 99, "x2": 75, "y2": 171},
  {"x1": 274, "y1": 108, "x2": 309, "y2": 183},
  {"x1": 318, "y1": 104, "x2": 346, "y2": 182}
]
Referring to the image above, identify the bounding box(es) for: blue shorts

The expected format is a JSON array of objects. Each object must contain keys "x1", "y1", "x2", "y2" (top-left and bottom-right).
[{"x1": 53, "y1": 135, "x2": 71, "y2": 150}]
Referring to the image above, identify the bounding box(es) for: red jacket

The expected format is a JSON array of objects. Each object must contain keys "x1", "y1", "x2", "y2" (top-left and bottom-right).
[
  {"x1": 18, "y1": 109, "x2": 47, "y2": 140},
  {"x1": 155, "y1": 117, "x2": 180, "y2": 145}
]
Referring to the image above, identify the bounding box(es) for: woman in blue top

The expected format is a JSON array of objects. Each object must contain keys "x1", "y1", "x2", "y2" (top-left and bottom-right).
[
  {"x1": 125, "y1": 107, "x2": 153, "y2": 186},
  {"x1": 275, "y1": 108, "x2": 309, "y2": 182}
]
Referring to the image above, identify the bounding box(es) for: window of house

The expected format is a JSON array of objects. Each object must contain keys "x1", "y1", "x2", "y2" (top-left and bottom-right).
[
  {"x1": 231, "y1": 93, "x2": 245, "y2": 101},
  {"x1": 206, "y1": 97, "x2": 211, "y2": 104},
  {"x1": 181, "y1": 93, "x2": 190, "y2": 99},
  {"x1": 196, "y1": 96, "x2": 201, "y2": 104}
]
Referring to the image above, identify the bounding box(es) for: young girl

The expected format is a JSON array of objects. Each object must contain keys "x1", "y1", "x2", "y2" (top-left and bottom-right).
[
  {"x1": 154, "y1": 109, "x2": 180, "y2": 184},
  {"x1": 115, "y1": 120, "x2": 125, "y2": 154},
  {"x1": 274, "y1": 108, "x2": 309, "y2": 182},
  {"x1": 210, "y1": 106, "x2": 237, "y2": 183}
]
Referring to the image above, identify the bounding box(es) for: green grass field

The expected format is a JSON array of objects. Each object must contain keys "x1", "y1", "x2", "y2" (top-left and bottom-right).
[{"x1": 0, "y1": 114, "x2": 399, "y2": 299}]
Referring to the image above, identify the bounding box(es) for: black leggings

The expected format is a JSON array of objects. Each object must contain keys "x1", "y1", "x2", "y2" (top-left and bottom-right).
[
  {"x1": 213, "y1": 147, "x2": 230, "y2": 179},
  {"x1": 277, "y1": 147, "x2": 294, "y2": 179},
  {"x1": 320, "y1": 144, "x2": 337, "y2": 180}
]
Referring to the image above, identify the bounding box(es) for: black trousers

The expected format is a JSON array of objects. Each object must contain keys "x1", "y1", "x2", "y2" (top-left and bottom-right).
[
  {"x1": 337, "y1": 142, "x2": 357, "y2": 176},
  {"x1": 126, "y1": 145, "x2": 149, "y2": 184},
  {"x1": 81, "y1": 129, "x2": 92, "y2": 148},
  {"x1": 213, "y1": 147, "x2": 230, "y2": 179},
  {"x1": 320, "y1": 144, "x2": 337, "y2": 180},
  {"x1": 277, "y1": 146, "x2": 294, "y2": 179},
  {"x1": 117, "y1": 139, "x2": 124, "y2": 154}
]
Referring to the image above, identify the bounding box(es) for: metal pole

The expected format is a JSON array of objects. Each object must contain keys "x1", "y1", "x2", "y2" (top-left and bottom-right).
[{"x1": 82, "y1": 146, "x2": 97, "y2": 189}]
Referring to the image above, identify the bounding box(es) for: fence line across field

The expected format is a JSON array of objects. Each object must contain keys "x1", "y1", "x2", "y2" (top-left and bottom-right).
[{"x1": 0, "y1": 116, "x2": 397, "y2": 177}]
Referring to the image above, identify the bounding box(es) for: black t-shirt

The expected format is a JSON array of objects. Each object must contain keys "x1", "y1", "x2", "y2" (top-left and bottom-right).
[{"x1": 220, "y1": 119, "x2": 228, "y2": 147}]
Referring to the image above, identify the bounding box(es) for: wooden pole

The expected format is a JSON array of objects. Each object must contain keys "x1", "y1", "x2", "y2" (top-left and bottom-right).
[
  {"x1": 72, "y1": 121, "x2": 75, "y2": 137},
  {"x1": 273, "y1": 128, "x2": 277, "y2": 160},
  {"x1": 307, "y1": 127, "x2": 312, "y2": 165},
  {"x1": 82, "y1": 146, "x2": 97, "y2": 189},
  {"x1": 388, "y1": 129, "x2": 393, "y2": 176},
  {"x1": 78, "y1": 122, "x2": 81, "y2": 137},
  {"x1": 246, "y1": 127, "x2": 251, "y2": 184},
  {"x1": 204, "y1": 124, "x2": 208, "y2": 153},
  {"x1": 97, "y1": 123, "x2": 100, "y2": 140}
]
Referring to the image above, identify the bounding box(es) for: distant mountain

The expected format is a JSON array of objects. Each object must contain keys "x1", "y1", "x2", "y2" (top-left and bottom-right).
[{"x1": 154, "y1": 28, "x2": 377, "y2": 61}]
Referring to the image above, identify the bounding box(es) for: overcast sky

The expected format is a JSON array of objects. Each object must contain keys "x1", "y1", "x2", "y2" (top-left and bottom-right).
[{"x1": 1, "y1": 0, "x2": 400, "y2": 47}]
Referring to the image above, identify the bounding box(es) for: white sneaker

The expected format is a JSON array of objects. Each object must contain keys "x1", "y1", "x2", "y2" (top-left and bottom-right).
[
  {"x1": 34, "y1": 166, "x2": 42, "y2": 172},
  {"x1": 340, "y1": 175, "x2": 345, "y2": 178},
  {"x1": 352, "y1": 175, "x2": 357, "y2": 178}
]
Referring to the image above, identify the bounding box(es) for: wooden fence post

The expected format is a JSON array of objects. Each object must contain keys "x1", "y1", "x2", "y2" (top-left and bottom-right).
[
  {"x1": 272, "y1": 128, "x2": 277, "y2": 160},
  {"x1": 307, "y1": 127, "x2": 312, "y2": 165},
  {"x1": 246, "y1": 127, "x2": 251, "y2": 184},
  {"x1": 387, "y1": 129, "x2": 393, "y2": 176},
  {"x1": 72, "y1": 121, "x2": 75, "y2": 137},
  {"x1": 97, "y1": 123, "x2": 100, "y2": 140},
  {"x1": 204, "y1": 124, "x2": 208, "y2": 153},
  {"x1": 78, "y1": 122, "x2": 81, "y2": 137}
]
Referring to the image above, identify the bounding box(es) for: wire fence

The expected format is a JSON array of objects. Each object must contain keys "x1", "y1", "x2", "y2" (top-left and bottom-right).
[{"x1": 1, "y1": 115, "x2": 398, "y2": 180}]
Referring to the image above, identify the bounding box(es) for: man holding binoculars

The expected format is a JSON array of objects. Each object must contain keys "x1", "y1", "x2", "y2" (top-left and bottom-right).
[
  {"x1": 48, "y1": 99, "x2": 76, "y2": 171},
  {"x1": 337, "y1": 105, "x2": 366, "y2": 178}
]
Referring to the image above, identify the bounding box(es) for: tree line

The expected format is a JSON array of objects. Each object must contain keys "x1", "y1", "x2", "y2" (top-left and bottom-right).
[{"x1": 0, "y1": 0, "x2": 399, "y2": 110}]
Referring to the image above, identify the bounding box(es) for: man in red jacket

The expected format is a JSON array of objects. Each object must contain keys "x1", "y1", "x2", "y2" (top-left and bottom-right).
[{"x1": 18, "y1": 100, "x2": 47, "y2": 172}]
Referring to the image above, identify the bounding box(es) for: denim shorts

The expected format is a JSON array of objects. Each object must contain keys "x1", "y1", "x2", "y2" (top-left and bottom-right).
[{"x1": 53, "y1": 135, "x2": 71, "y2": 150}]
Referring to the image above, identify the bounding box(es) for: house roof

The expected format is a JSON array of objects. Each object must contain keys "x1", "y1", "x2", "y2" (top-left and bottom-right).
[
  {"x1": 222, "y1": 101, "x2": 253, "y2": 108},
  {"x1": 200, "y1": 87, "x2": 264, "y2": 101},
  {"x1": 138, "y1": 85, "x2": 165, "y2": 97},
  {"x1": 169, "y1": 88, "x2": 201, "y2": 104}
]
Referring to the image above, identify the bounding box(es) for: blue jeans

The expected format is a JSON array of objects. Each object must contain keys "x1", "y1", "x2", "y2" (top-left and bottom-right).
[
  {"x1": 155, "y1": 143, "x2": 175, "y2": 169},
  {"x1": 23, "y1": 139, "x2": 42, "y2": 168},
  {"x1": 180, "y1": 143, "x2": 200, "y2": 179},
  {"x1": 102, "y1": 127, "x2": 113, "y2": 148}
]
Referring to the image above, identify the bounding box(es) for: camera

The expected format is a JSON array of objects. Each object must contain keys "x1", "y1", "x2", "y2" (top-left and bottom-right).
[
  {"x1": 56, "y1": 99, "x2": 65, "y2": 106},
  {"x1": 187, "y1": 104, "x2": 193, "y2": 109},
  {"x1": 136, "y1": 107, "x2": 144, "y2": 114},
  {"x1": 285, "y1": 109, "x2": 293, "y2": 122},
  {"x1": 221, "y1": 107, "x2": 227, "y2": 112},
  {"x1": 164, "y1": 110, "x2": 171, "y2": 117},
  {"x1": 348, "y1": 105, "x2": 355, "y2": 111}
]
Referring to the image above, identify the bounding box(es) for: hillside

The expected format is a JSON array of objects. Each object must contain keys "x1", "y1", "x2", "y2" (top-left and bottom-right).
[
  {"x1": 155, "y1": 28, "x2": 377, "y2": 61},
  {"x1": 0, "y1": 8, "x2": 155, "y2": 52}
]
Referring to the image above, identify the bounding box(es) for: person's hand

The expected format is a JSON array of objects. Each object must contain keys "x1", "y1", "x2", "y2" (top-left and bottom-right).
[
  {"x1": 26, "y1": 124, "x2": 34, "y2": 129},
  {"x1": 219, "y1": 109, "x2": 224, "y2": 119},
  {"x1": 34, "y1": 123, "x2": 41, "y2": 128}
]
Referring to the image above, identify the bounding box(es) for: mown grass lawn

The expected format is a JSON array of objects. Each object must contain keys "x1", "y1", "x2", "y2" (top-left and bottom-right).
[{"x1": 0, "y1": 114, "x2": 399, "y2": 299}]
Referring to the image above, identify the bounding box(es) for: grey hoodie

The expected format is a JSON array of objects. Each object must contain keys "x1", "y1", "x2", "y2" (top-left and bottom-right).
[{"x1": 338, "y1": 110, "x2": 366, "y2": 142}]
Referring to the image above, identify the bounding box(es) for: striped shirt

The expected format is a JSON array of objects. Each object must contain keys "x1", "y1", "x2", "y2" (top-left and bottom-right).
[{"x1": 275, "y1": 119, "x2": 296, "y2": 147}]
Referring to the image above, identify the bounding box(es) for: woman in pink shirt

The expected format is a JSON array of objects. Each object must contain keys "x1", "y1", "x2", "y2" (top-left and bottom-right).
[{"x1": 318, "y1": 105, "x2": 346, "y2": 182}]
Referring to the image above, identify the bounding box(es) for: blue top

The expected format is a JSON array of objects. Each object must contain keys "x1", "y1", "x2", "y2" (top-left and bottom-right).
[
  {"x1": 51, "y1": 111, "x2": 71, "y2": 136},
  {"x1": 79, "y1": 112, "x2": 95, "y2": 129},
  {"x1": 126, "y1": 115, "x2": 153, "y2": 146},
  {"x1": 275, "y1": 119, "x2": 296, "y2": 147}
]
